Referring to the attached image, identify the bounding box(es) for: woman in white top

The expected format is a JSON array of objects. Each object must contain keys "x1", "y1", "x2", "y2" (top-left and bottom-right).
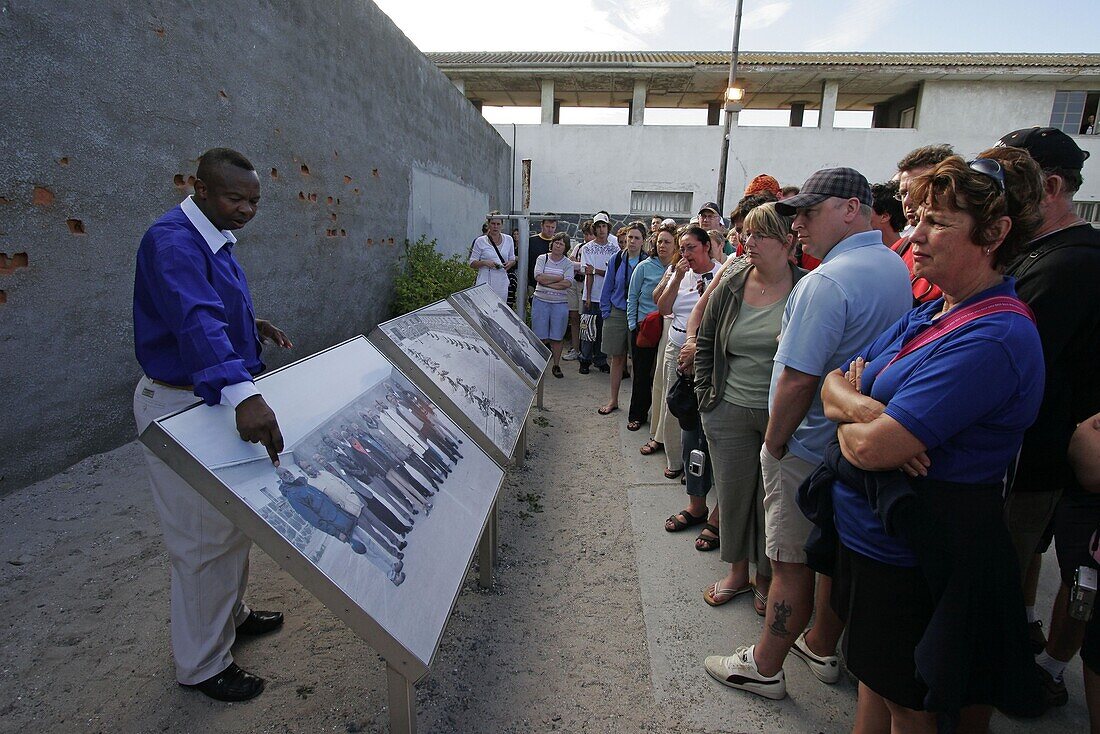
[
  {"x1": 531, "y1": 232, "x2": 575, "y2": 378},
  {"x1": 468, "y1": 211, "x2": 516, "y2": 302},
  {"x1": 656, "y1": 225, "x2": 723, "y2": 552}
]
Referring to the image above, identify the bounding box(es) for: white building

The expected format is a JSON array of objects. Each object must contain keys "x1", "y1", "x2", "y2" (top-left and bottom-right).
[{"x1": 429, "y1": 52, "x2": 1100, "y2": 221}]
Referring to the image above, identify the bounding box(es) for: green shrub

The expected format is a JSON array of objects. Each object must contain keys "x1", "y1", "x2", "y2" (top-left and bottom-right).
[{"x1": 390, "y1": 236, "x2": 475, "y2": 316}]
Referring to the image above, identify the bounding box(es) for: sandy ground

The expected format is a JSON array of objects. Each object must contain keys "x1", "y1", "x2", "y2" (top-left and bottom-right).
[{"x1": 0, "y1": 369, "x2": 1088, "y2": 733}]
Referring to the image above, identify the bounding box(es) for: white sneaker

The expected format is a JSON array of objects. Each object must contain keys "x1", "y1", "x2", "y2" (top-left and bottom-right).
[
  {"x1": 790, "y1": 631, "x2": 840, "y2": 684},
  {"x1": 562, "y1": 348, "x2": 580, "y2": 361},
  {"x1": 704, "y1": 645, "x2": 787, "y2": 700}
]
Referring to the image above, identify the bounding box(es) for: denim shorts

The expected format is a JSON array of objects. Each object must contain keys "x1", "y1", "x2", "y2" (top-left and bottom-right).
[{"x1": 531, "y1": 298, "x2": 569, "y2": 341}]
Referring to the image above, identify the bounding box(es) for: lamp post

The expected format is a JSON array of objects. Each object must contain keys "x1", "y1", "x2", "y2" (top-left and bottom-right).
[{"x1": 715, "y1": 0, "x2": 745, "y2": 215}]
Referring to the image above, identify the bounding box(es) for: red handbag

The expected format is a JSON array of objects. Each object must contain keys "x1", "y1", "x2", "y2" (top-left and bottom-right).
[{"x1": 635, "y1": 311, "x2": 663, "y2": 348}]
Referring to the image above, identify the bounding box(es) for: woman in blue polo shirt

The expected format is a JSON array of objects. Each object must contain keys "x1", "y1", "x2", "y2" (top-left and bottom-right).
[{"x1": 819, "y1": 150, "x2": 1047, "y2": 730}]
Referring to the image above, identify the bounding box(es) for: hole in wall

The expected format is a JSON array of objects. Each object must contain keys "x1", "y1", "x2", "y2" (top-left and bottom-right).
[
  {"x1": 387, "y1": 238, "x2": 394, "y2": 245},
  {"x1": 352, "y1": 188, "x2": 359, "y2": 195},
  {"x1": 371, "y1": 169, "x2": 379, "y2": 178},
  {"x1": 58, "y1": 157, "x2": 70, "y2": 166},
  {"x1": 367, "y1": 238, "x2": 374, "y2": 245},
  {"x1": 270, "y1": 168, "x2": 278, "y2": 179},
  {"x1": 343, "y1": 176, "x2": 352, "y2": 184},
  {"x1": 66, "y1": 219, "x2": 86, "y2": 235},
  {"x1": 0, "y1": 196, "x2": 11, "y2": 205},
  {"x1": 33, "y1": 187, "x2": 55, "y2": 206},
  {"x1": 0, "y1": 290, "x2": 6, "y2": 304},
  {"x1": 173, "y1": 174, "x2": 186, "y2": 187},
  {"x1": 218, "y1": 90, "x2": 228, "y2": 99},
  {"x1": 300, "y1": 165, "x2": 310, "y2": 176},
  {"x1": 152, "y1": 25, "x2": 166, "y2": 38},
  {"x1": 187, "y1": 175, "x2": 196, "y2": 187},
  {"x1": 326, "y1": 196, "x2": 333, "y2": 205},
  {"x1": 326, "y1": 229, "x2": 338, "y2": 237},
  {"x1": 308, "y1": 193, "x2": 317, "y2": 202},
  {"x1": 298, "y1": 192, "x2": 306, "y2": 201},
  {"x1": 0, "y1": 252, "x2": 29, "y2": 274}
]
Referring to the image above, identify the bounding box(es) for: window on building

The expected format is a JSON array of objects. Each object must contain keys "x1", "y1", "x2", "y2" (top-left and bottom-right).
[
  {"x1": 1050, "y1": 91, "x2": 1100, "y2": 135},
  {"x1": 558, "y1": 107, "x2": 628, "y2": 125},
  {"x1": 630, "y1": 190, "x2": 693, "y2": 218},
  {"x1": 1075, "y1": 201, "x2": 1100, "y2": 224},
  {"x1": 481, "y1": 106, "x2": 540, "y2": 124}
]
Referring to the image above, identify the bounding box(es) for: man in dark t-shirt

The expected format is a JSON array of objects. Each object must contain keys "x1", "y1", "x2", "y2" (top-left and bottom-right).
[
  {"x1": 526, "y1": 214, "x2": 557, "y2": 291},
  {"x1": 996, "y1": 126, "x2": 1100, "y2": 710}
]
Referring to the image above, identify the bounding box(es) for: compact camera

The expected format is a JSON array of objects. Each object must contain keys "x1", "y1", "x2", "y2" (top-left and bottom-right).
[
  {"x1": 687, "y1": 449, "x2": 706, "y2": 478},
  {"x1": 1070, "y1": 565, "x2": 1097, "y2": 621}
]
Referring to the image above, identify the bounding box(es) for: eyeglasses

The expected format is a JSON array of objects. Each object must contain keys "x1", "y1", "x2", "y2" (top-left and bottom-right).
[{"x1": 967, "y1": 158, "x2": 1006, "y2": 193}]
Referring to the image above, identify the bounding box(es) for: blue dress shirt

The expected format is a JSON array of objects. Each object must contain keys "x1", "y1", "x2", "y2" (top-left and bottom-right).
[
  {"x1": 600, "y1": 251, "x2": 644, "y2": 319},
  {"x1": 134, "y1": 198, "x2": 263, "y2": 406}
]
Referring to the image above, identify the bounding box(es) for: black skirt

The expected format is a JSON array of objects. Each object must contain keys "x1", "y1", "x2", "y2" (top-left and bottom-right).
[{"x1": 832, "y1": 542, "x2": 934, "y2": 710}]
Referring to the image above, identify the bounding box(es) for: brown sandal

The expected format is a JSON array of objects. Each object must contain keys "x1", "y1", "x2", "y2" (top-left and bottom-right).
[
  {"x1": 640, "y1": 440, "x2": 664, "y2": 455},
  {"x1": 695, "y1": 523, "x2": 720, "y2": 552}
]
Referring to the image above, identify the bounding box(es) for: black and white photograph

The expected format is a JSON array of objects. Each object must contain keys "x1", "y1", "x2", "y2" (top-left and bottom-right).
[
  {"x1": 151, "y1": 337, "x2": 504, "y2": 668},
  {"x1": 450, "y1": 284, "x2": 551, "y2": 386},
  {"x1": 371, "y1": 301, "x2": 533, "y2": 461}
]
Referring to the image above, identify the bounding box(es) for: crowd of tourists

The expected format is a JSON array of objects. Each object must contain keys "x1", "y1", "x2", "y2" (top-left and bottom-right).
[{"x1": 477, "y1": 127, "x2": 1100, "y2": 732}]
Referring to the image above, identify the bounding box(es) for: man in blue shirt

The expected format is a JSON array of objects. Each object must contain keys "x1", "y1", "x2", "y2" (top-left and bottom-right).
[
  {"x1": 705, "y1": 167, "x2": 911, "y2": 700},
  {"x1": 132, "y1": 148, "x2": 293, "y2": 702}
]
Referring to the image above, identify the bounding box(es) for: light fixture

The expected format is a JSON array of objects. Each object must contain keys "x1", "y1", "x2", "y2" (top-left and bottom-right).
[{"x1": 724, "y1": 85, "x2": 744, "y2": 113}]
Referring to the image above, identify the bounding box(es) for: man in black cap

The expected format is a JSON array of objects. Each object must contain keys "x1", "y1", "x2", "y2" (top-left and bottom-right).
[
  {"x1": 996, "y1": 126, "x2": 1100, "y2": 710},
  {"x1": 704, "y1": 167, "x2": 911, "y2": 700},
  {"x1": 697, "y1": 201, "x2": 723, "y2": 231}
]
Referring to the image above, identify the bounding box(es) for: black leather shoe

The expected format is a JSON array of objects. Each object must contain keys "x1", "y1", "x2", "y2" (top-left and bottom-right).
[
  {"x1": 235, "y1": 610, "x2": 284, "y2": 637},
  {"x1": 181, "y1": 663, "x2": 265, "y2": 702}
]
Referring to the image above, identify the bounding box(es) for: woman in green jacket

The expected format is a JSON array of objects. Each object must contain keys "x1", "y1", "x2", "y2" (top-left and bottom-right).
[{"x1": 694, "y1": 203, "x2": 806, "y2": 612}]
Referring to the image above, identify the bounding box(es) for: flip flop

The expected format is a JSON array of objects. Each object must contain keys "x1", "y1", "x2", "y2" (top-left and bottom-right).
[
  {"x1": 640, "y1": 440, "x2": 664, "y2": 456},
  {"x1": 627, "y1": 421, "x2": 643, "y2": 431},
  {"x1": 597, "y1": 405, "x2": 619, "y2": 415},
  {"x1": 664, "y1": 467, "x2": 683, "y2": 479},
  {"x1": 704, "y1": 580, "x2": 752, "y2": 607},
  {"x1": 752, "y1": 585, "x2": 769, "y2": 617},
  {"x1": 664, "y1": 508, "x2": 707, "y2": 532},
  {"x1": 695, "y1": 523, "x2": 720, "y2": 552}
]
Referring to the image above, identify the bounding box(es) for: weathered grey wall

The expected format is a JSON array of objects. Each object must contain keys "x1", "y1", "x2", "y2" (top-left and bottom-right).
[{"x1": 0, "y1": 0, "x2": 510, "y2": 491}]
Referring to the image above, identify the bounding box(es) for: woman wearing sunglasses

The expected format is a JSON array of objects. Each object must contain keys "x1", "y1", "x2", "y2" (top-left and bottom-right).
[{"x1": 817, "y1": 149, "x2": 1047, "y2": 731}]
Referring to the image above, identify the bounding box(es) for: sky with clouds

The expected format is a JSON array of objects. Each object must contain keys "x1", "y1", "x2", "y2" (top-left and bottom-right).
[{"x1": 374, "y1": 0, "x2": 1098, "y2": 54}]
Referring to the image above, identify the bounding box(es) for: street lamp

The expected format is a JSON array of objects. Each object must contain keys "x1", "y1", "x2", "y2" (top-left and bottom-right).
[
  {"x1": 724, "y1": 85, "x2": 744, "y2": 112},
  {"x1": 715, "y1": 0, "x2": 745, "y2": 215}
]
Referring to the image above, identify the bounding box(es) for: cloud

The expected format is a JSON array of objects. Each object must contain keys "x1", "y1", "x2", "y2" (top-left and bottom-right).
[
  {"x1": 742, "y1": 1, "x2": 792, "y2": 29},
  {"x1": 374, "y1": 0, "x2": 654, "y2": 51},
  {"x1": 803, "y1": 0, "x2": 901, "y2": 51}
]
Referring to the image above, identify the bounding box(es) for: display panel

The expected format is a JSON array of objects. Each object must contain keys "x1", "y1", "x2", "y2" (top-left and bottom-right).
[
  {"x1": 142, "y1": 337, "x2": 504, "y2": 675},
  {"x1": 370, "y1": 301, "x2": 533, "y2": 465},
  {"x1": 449, "y1": 285, "x2": 550, "y2": 387}
]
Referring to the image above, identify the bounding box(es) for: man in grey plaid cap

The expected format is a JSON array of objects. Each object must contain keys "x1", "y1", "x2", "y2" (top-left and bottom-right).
[{"x1": 705, "y1": 167, "x2": 912, "y2": 700}]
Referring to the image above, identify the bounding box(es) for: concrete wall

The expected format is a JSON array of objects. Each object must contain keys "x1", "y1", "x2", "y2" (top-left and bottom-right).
[
  {"x1": 496, "y1": 79, "x2": 1100, "y2": 215},
  {"x1": 0, "y1": 1, "x2": 510, "y2": 491}
]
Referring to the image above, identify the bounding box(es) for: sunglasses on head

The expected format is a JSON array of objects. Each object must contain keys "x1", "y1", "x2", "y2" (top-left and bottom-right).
[{"x1": 967, "y1": 158, "x2": 1006, "y2": 193}]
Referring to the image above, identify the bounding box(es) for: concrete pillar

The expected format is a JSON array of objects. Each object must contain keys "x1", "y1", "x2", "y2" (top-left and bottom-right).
[
  {"x1": 630, "y1": 79, "x2": 646, "y2": 126},
  {"x1": 453, "y1": 78, "x2": 465, "y2": 95},
  {"x1": 707, "y1": 102, "x2": 721, "y2": 126},
  {"x1": 820, "y1": 80, "x2": 839, "y2": 129},
  {"x1": 789, "y1": 102, "x2": 805, "y2": 127},
  {"x1": 540, "y1": 79, "x2": 555, "y2": 125}
]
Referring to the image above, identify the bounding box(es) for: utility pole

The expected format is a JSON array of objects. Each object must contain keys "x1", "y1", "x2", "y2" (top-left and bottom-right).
[{"x1": 715, "y1": 0, "x2": 745, "y2": 216}]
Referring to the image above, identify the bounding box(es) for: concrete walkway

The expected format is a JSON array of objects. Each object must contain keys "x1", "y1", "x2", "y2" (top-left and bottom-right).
[{"x1": 0, "y1": 369, "x2": 1088, "y2": 733}]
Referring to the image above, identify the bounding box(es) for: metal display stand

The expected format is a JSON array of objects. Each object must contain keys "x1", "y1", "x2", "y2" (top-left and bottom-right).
[{"x1": 141, "y1": 337, "x2": 511, "y2": 734}]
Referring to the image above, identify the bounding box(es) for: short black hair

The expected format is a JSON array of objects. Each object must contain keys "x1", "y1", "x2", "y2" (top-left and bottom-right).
[
  {"x1": 730, "y1": 193, "x2": 776, "y2": 224},
  {"x1": 897, "y1": 144, "x2": 954, "y2": 174},
  {"x1": 680, "y1": 225, "x2": 710, "y2": 248},
  {"x1": 871, "y1": 182, "x2": 906, "y2": 231},
  {"x1": 196, "y1": 148, "x2": 255, "y2": 184},
  {"x1": 1046, "y1": 166, "x2": 1083, "y2": 195}
]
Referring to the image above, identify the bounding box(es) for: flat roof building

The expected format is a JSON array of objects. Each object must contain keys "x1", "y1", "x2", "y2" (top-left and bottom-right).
[{"x1": 430, "y1": 52, "x2": 1100, "y2": 221}]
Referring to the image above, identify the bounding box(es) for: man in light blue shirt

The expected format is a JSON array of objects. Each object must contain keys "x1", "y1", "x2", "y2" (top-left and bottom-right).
[{"x1": 705, "y1": 167, "x2": 911, "y2": 700}]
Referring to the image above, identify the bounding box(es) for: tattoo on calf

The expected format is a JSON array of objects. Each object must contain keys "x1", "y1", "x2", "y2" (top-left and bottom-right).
[{"x1": 769, "y1": 599, "x2": 793, "y2": 637}]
